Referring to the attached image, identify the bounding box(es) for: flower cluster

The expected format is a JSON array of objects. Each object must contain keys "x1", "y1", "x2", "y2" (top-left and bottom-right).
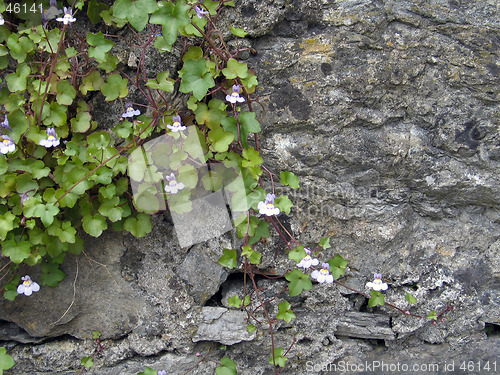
[
  {"x1": 366, "y1": 273, "x2": 388, "y2": 291},
  {"x1": 311, "y1": 262, "x2": 334, "y2": 284},
  {"x1": 164, "y1": 173, "x2": 185, "y2": 194},
  {"x1": 56, "y1": 7, "x2": 76, "y2": 25},
  {"x1": 226, "y1": 85, "x2": 245, "y2": 104},
  {"x1": 167, "y1": 115, "x2": 186, "y2": 133},
  {"x1": 17, "y1": 276, "x2": 40, "y2": 296},
  {"x1": 122, "y1": 102, "x2": 141, "y2": 118},
  {"x1": 296, "y1": 248, "x2": 319, "y2": 269},
  {"x1": 39, "y1": 128, "x2": 60, "y2": 148},
  {"x1": 258, "y1": 193, "x2": 280, "y2": 216},
  {"x1": 1, "y1": 135, "x2": 15, "y2": 154}
]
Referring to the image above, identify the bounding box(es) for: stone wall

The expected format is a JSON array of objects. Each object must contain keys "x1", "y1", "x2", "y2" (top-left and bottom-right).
[{"x1": 1, "y1": 0, "x2": 499, "y2": 374}]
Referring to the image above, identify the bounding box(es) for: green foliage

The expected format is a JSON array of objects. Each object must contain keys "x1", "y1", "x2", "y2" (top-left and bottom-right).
[
  {"x1": 269, "y1": 347, "x2": 287, "y2": 367},
  {"x1": 368, "y1": 290, "x2": 385, "y2": 307},
  {"x1": 280, "y1": 171, "x2": 299, "y2": 189},
  {"x1": 112, "y1": 0, "x2": 159, "y2": 32},
  {"x1": 241, "y1": 245, "x2": 261, "y2": 265},
  {"x1": 218, "y1": 248, "x2": 238, "y2": 269},
  {"x1": 427, "y1": 310, "x2": 438, "y2": 320},
  {"x1": 276, "y1": 301, "x2": 295, "y2": 323},
  {"x1": 327, "y1": 254, "x2": 348, "y2": 279},
  {"x1": 216, "y1": 356, "x2": 237, "y2": 375},
  {"x1": 0, "y1": 347, "x2": 15, "y2": 374},
  {"x1": 81, "y1": 356, "x2": 94, "y2": 369},
  {"x1": 406, "y1": 292, "x2": 417, "y2": 305},
  {"x1": 137, "y1": 368, "x2": 158, "y2": 375},
  {"x1": 285, "y1": 269, "x2": 313, "y2": 297},
  {"x1": 228, "y1": 295, "x2": 243, "y2": 308},
  {"x1": 288, "y1": 245, "x2": 307, "y2": 263}
]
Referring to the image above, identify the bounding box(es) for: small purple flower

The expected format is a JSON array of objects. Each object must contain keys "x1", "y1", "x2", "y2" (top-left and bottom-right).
[
  {"x1": 56, "y1": 7, "x2": 76, "y2": 24},
  {"x1": 366, "y1": 273, "x2": 388, "y2": 291},
  {"x1": 17, "y1": 276, "x2": 40, "y2": 296},
  {"x1": 43, "y1": 0, "x2": 62, "y2": 26},
  {"x1": 311, "y1": 263, "x2": 334, "y2": 284},
  {"x1": 167, "y1": 115, "x2": 186, "y2": 132},
  {"x1": 157, "y1": 371, "x2": 167, "y2": 375},
  {"x1": 164, "y1": 173, "x2": 185, "y2": 194},
  {"x1": 153, "y1": 29, "x2": 162, "y2": 38},
  {"x1": 226, "y1": 85, "x2": 245, "y2": 104},
  {"x1": 39, "y1": 128, "x2": 60, "y2": 148},
  {"x1": 257, "y1": 193, "x2": 280, "y2": 216},
  {"x1": 194, "y1": 6, "x2": 210, "y2": 19},
  {"x1": 1, "y1": 116, "x2": 11, "y2": 131},
  {"x1": 122, "y1": 102, "x2": 141, "y2": 118},
  {"x1": 296, "y1": 248, "x2": 319, "y2": 269},
  {"x1": 1, "y1": 135, "x2": 16, "y2": 154}
]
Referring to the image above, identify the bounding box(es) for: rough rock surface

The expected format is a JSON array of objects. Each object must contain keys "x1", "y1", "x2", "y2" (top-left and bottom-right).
[{"x1": 1, "y1": 0, "x2": 499, "y2": 374}]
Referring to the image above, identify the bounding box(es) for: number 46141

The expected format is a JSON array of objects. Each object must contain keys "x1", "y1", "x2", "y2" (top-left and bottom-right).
[{"x1": 6, "y1": 3, "x2": 43, "y2": 14}]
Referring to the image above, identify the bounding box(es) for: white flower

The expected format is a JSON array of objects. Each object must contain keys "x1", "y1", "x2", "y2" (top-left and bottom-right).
[
  {"x1": 366, "y1": 273, "x2": 388, "y2": 291},
  {"x1": 122, "y1": 102, "x2": 141, "y2": 118},
  {"x1": 166, "y1": 115, "x2": 186, "y2": 132},
  {"x1": 311, "y1": 263, "x2": 334, "y2": 284},
  {"x1": 56, "y1": 7, "x2": 76, "y2": 24},
  {"x1": 257, "y1": 193, "x2": 280, "y2": 216},
  {"x1": 1, "y1": 135, "x2": 16, "y2": 154},
  {"x1": 164, "y1": 173, "x2": 185, "y2": 194},
  {"x1": 296, "y1": 248, "x2": 319, "y2": 269},
  {"x1": 17, "y1": 276, "x2": 40, "y2": 296},
  {"x1": 39, "y1": 128, "x2": 60, "y2": 148},
  {"x1": 0, "y1": 14, "x2": 4, "y2": 26},
  {"x1": 226, "y1": 85, "x2": 245, "y2": 104}
]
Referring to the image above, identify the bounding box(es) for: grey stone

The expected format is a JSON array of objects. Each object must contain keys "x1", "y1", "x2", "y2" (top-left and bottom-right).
[{"x1": 192, "y1": 307, "x2": 256, "y2": 345}]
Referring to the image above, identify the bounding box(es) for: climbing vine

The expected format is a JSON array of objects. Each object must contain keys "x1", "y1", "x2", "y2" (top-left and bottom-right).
[{"x1": 0, "y1": 1, "x2": 453, "y2": 374}]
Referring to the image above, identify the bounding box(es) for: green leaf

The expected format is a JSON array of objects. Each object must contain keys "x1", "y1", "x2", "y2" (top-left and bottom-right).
[
  {"x1": 368, "y1": 290, "x2": 385, "y2": 307},
  {"x1": 275, "y1": 195, "x2": 292, "y2": 215},
  {"x1": 41, "y1": 262, "x2": 66, "y2": 287},
  {"x1": 178, "y1": 59, "x2": 215, "y2": 101},
  {"x1": 81, "y1": 356, "x2": 94, "y2": 369},
  {"x1": 99, "y1": 197, "x2": 124, "y2": 222},
  {"x1": 87, "y1": 0, "x2": 109, "y2": 24},
  {"x1": 241, "y1": 245, "x2": 261, "y2": 265},
  {"x1": 427, "y1": 310, "x2": 438, "y2": 320},
  {"x1": 56, "y1": 80, "x2": 76, "y2": 106},
  {"x1": 87, "y1": 32, "x2": 114, "y2": 62},
  {"x1": 208, "y1": 127, "x2": 234, "y2": 153},
  {"x1": 247, "y1": 324, "x2": 256, "y2": 333},
  {"x1": 218, "y1": 248, "x2": 237, "y2": 269},
  {"x1": 234, "y1": 214, "x2": 259, "y2": 238},
  {"x1": 137, "y1": 367, "x2": 158, "y2": 375},
  {"x1": 0, "y1": 212, "x2": 17, "y2": 240},
  {"x1": 277, "y1": 301, "x2": 296, "y2": 323},
  {"x1": 80, "y1": 71, "x2": 104, "y2": 94},
  {"x1": 230, "y1": 26, "x2": 247, "y2": 37},
  {"x1": 227, "y1": 295, "x2": 243, "y2": 308},
  {"x1": 241, "y1": 147, "x2": 263, "y2": 168},
  {"x1": 405, "y1": 292, "x2": 417, "y2": 305},
  {"x1": 238, "y1": 112, "x2": 261, "y2": 148},
  {"x1": 82, "y1": 214, "x2": 108, "y2": 237},
  {"x1": 71, "y1": 111, "x2": 92, "y2": 133},
  {"x1": 280, "y1": 171, "x2": 300, "y2": 189},
  {"x1": 6, "y1": 63, "x2": 30, "y2": 92},
  {"x1": 269, "y1": 347, "x2": 287, "y2": 368},
  {"x1": 247, "y1": 219, "x2": 270, "y2": 245},
  {"x1": 43, "y1": 102, "x2": 67, "y2": 127},
  {"x1": 327, "y1": 254, "x2": 348, "y2": 279},
  {"x1": 145, "y1": 71, "x2": 174, "y2": 92},
  {"x1": 194, "y1": 99, "x2": 227, "y2": 129},
  {"x1": 285, "y1": 269, "x2": 313, "y2": 297},
  {"x1": 288, "y1": 245, "x2": 306, "y2": 263},
  {"x1": 123, "y1": 213, "x2": 152, "y2": 237},
  {"x1": 101, "y1": 73, "x2": 128, "y2": 101},
  {"x1": 0, "y1": 347, "x2": 15, "y2": 373},
  {"x1": 216, "y1": 356, "x2": 237, "y2": 375},
  {"x1": 2, "y1": 240, "x2": 31, "y2": 264},
  {"x1": 319, "y1": 236, "x2": 331, "y2": 250},
  {"x1": 112, "y1": 0, "x2": 158, "y2": 31},
  {"x1": 33, "y1": 203, "x2": 60, "y2": 227},
  {"x1": 222, "y1": 58, "x2": 248, "y2": 79},
  {"x1": 150, "y1": 0, "x2": 190, "y2": 46}
]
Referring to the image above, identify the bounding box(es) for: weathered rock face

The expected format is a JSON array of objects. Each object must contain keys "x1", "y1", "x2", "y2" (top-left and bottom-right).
[{"x1": 1, "y1": 0, "x2": 499, "y2": 374}]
